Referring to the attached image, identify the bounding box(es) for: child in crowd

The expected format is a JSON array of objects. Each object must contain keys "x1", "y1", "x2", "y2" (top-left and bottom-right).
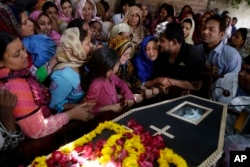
[
  {"x1": 133, "y1": 35, "x2": 160, "y2": 98},
  {"x1": 55, "y1": 0, "x2": 74, "y2": 32},
  {"x1": 29, "y1": 11, "x2": 61, "y2": 45},
  {"x1": 181, "y1": 17, "x2": 195, "y2": 45},
  {"x1": 49, "y1": 27, "x2": 93, "y2": 113},
  {"x1": 89, "y1": 17, "x2": 107, "y2": 46},
  {"x1": 75, "y1": 0, "x2": 97, "y2": 23},
  {"x1": 80, "y1": 47, "x2": 139, "y2": 114}
]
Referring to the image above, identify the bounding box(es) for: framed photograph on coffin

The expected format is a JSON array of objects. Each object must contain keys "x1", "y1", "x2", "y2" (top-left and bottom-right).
[
  {"x1": 167, "y1": 101, "x2": 213, "y2": 125},
  {"x1": 113, "y1": 94, "x2": 227, "y2": 167}
]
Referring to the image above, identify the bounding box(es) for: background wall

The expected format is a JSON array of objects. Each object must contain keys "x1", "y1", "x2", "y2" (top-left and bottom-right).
[
  {"x1": 94, "y1": 0, "x2": 250, "y2": 28},
  {"x1": 208, "y1": 0, "x2": 250, "y2": 28}
]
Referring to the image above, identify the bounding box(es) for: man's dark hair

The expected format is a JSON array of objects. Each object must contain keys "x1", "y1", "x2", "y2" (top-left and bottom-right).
[
  {"x1": 232, "y1": 17, "x2": 238, "y2": 22},
  {"x1": 42, "y1": 1, "x2": 58, "y2": 12},
  {"x1": 117, "y1": 0, "x2": 135, "y2": 13},
  {"x1": 161, "y1": 22, "x2": 184, "y2": 44},
  {"x1": 205, "y1": 14, "x2": 227, "y2": 32},
  {"x1": 221, "y1": 10, "x2": 229, "y2": 17}
]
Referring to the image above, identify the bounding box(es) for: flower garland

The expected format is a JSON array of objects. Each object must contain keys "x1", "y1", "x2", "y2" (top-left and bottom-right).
[
  {"x1": 158, "y1": 148, "x2": 188, "y2": 167},
  {"x1": 31, "y1": 120, "x2": 188, "y2": 167}
]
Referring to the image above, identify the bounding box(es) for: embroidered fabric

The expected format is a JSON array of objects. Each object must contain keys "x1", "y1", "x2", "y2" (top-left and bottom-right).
[{"x1": 0, "y1": 122, "x2": 24, "y2": 151}]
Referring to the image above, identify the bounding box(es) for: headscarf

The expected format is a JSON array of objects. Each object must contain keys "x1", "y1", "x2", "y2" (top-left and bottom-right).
[
  {"x1": 90, "y1": 16, "x2": 108, "y2": 41},
  {"x1": 0, "y1": 3, "x2": 21, "y2": 37},
  {"x1": 109, "y1": 22, "x2": 132, "y2": 39},
  {"x1": 29, "y1": 10, "x2": 42, "y2": 21},
  {"x1": 123, "y1": 6, "x2": 142, "y2": 25},
  {"x1": 108, "y1": 34, "x2": 132, "y2": 56},
  {"x1": 22, "y1": 34, "x2": 56, "y2": 68},
  {"x1": 133, "y1": 35, "x2": 157, "y2": 82},
  {"x1": 181, "y1": 17, "x2": 195, "y2": 45},
  {"x1": 55, "y1": 0, "x2": 74, "y2": 23},
  {"x1": 240, "y1": 29, "x2": 250, "y2": 58},
  {"x1": 123, "y1": 6, "x2": 147, "y2": 45},
  {"x1": 54, "y1": 27, "x2": 87, "y2": 70},
  {"x1": 75, "y1": 0, "x2": 96, "y2": 21}
]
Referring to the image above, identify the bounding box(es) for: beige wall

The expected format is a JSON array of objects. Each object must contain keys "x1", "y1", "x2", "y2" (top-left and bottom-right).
[
  {"x1": 208, "y1": 1, "x2": 250, "y2": 28},
  {"x1": 93, "y1": 0, "x2": 249, "y2": 28},
  {"x1": 102, "y1": 0, "x2": 208, "y2": 17}
]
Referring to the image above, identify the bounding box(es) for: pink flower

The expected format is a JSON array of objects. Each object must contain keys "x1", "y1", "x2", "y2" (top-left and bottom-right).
[
  {"x1": 116, "y1": 138, "x2": 125, "y2": 145},
  {"x1": 51, "y1": 150, "x2": 63, "y2": 162},
  {"x1": 46, "y1": 158, "x2": 55, "y2": 167},
  {"x1": 58, "y1": 154, "x2": 71, "y2": 164},
  {"x1": 138, "y1": 159, "x2": 154, "y2": 167},
  {"x1": 82, "y1": 144, "x2": 93, "y2": 158},
  {"x1": 123, "y1": 132, "x2": 132, "y2": 139}
]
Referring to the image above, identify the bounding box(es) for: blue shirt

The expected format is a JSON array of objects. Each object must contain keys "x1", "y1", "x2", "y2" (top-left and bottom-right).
[
  {"x1": 197, "y1": 41, "x2": 242, "y2": 75},
  {"x1": 49, "y1": 67, "x2": 84, "y2": 112}
]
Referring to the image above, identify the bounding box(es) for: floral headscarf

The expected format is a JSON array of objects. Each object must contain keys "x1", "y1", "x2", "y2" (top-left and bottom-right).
[
  {"x1": 55, "y1": 0, "x2": 74, "y2": 23},
  {"x1": 54, "y1": 27, "x2": 87, "y2": 70},
  {"x1": 109, "y1": 23, "x2": 133, "y2": 39},
  {"x1": 108, "y1": 34, "x2": 132, "y2": 56},
  {"x1": 75, "y1": 0, "x2": 96, "y2": 21},
  {"x1": 0, "y1": 3, "x2": 21, "y2": 37}
]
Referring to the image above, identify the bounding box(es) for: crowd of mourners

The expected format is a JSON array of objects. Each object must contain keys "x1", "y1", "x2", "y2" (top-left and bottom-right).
[{"x1": 0, "y1": 0, "x2": 250, "y2": 166}]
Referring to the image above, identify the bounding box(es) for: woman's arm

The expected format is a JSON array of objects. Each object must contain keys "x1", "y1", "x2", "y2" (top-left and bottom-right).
[{"x1": 49, "y1": 72, "x2": 75, "y2": 112}]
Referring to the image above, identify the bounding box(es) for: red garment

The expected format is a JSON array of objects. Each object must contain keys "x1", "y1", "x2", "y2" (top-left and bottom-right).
[
  {"x1": 85, "y1": 74, "x2": 134, "y2": 113},
  {"x1": 0, "y1": 68, "x2": 68, "y2": 139}
]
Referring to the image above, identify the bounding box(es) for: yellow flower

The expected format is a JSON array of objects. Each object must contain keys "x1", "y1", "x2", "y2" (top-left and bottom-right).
[
  {"x1": 31, "y1": 121, "x2": 188, "y2": 167},
  {"x1": 123, "y1": 157, "x2": 139, "y2": 167},
  {"x1": 158, "y1": 148, "x2": 188, "y2": 167},
  {"x1": 31, "y1": 156, "x2": 47, "y2": 167}
]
